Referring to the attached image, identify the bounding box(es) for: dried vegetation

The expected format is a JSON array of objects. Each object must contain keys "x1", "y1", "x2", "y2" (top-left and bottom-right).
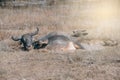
[{"x1": 0, "y1": 0, "x2": 120, "y2": 80}]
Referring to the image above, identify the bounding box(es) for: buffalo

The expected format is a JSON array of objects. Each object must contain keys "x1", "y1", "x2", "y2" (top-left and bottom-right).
[{"x1": 12, "y1": 27, "x2": 39, "y2": 51}]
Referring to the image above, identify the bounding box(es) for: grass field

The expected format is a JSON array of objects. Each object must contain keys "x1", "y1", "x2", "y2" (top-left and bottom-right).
[{"x1": 0, "y1": 0, "x2": 120, "y2": 80}]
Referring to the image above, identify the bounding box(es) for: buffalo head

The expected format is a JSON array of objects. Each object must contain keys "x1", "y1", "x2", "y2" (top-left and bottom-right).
[{"x1": 12, "y1": 27, "x2": 39, "y2": 51}]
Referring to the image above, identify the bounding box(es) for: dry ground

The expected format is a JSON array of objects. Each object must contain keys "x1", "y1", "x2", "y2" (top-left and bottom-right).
[{"x1": 0, "y1": 7, "x2": 120, "y2": 80}]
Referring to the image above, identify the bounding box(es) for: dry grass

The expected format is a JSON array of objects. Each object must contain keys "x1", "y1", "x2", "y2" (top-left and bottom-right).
[
  {"x1": 0, "y1": 47, "x2": 120, "y2": 80},
  {"x1": 0, "y1": 1, "x2": 120, "y2": 80}
]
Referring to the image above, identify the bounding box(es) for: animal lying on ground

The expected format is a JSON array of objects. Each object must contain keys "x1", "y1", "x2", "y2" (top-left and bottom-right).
[
  {"x1": 11, "y1": 28, "x2": 117, "y2": 51},
  {"x1": 11, "y1": 27, "x2": 39, "y2": 51},
  {"x1": 33, "y1": 32, "x2": 83, "y2": 51}
]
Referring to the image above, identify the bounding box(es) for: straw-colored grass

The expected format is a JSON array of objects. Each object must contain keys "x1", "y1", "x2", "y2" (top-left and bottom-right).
[{"x1": 0, "y1": 0, "x2": 120, "y2": 79}]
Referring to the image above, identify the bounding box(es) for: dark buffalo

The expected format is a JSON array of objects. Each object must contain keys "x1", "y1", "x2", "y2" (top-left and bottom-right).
[{"x1": 12, "y1": 27, "x2": 39, "y2": 51}]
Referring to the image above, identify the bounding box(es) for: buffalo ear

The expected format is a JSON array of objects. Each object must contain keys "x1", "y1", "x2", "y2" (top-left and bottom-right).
[
  {"x1": 11, "y1": 36, "x2": 21, "y2": 41},
  {"x1": 30, "y1": 27, "x2": 39, "y2": 36}
]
